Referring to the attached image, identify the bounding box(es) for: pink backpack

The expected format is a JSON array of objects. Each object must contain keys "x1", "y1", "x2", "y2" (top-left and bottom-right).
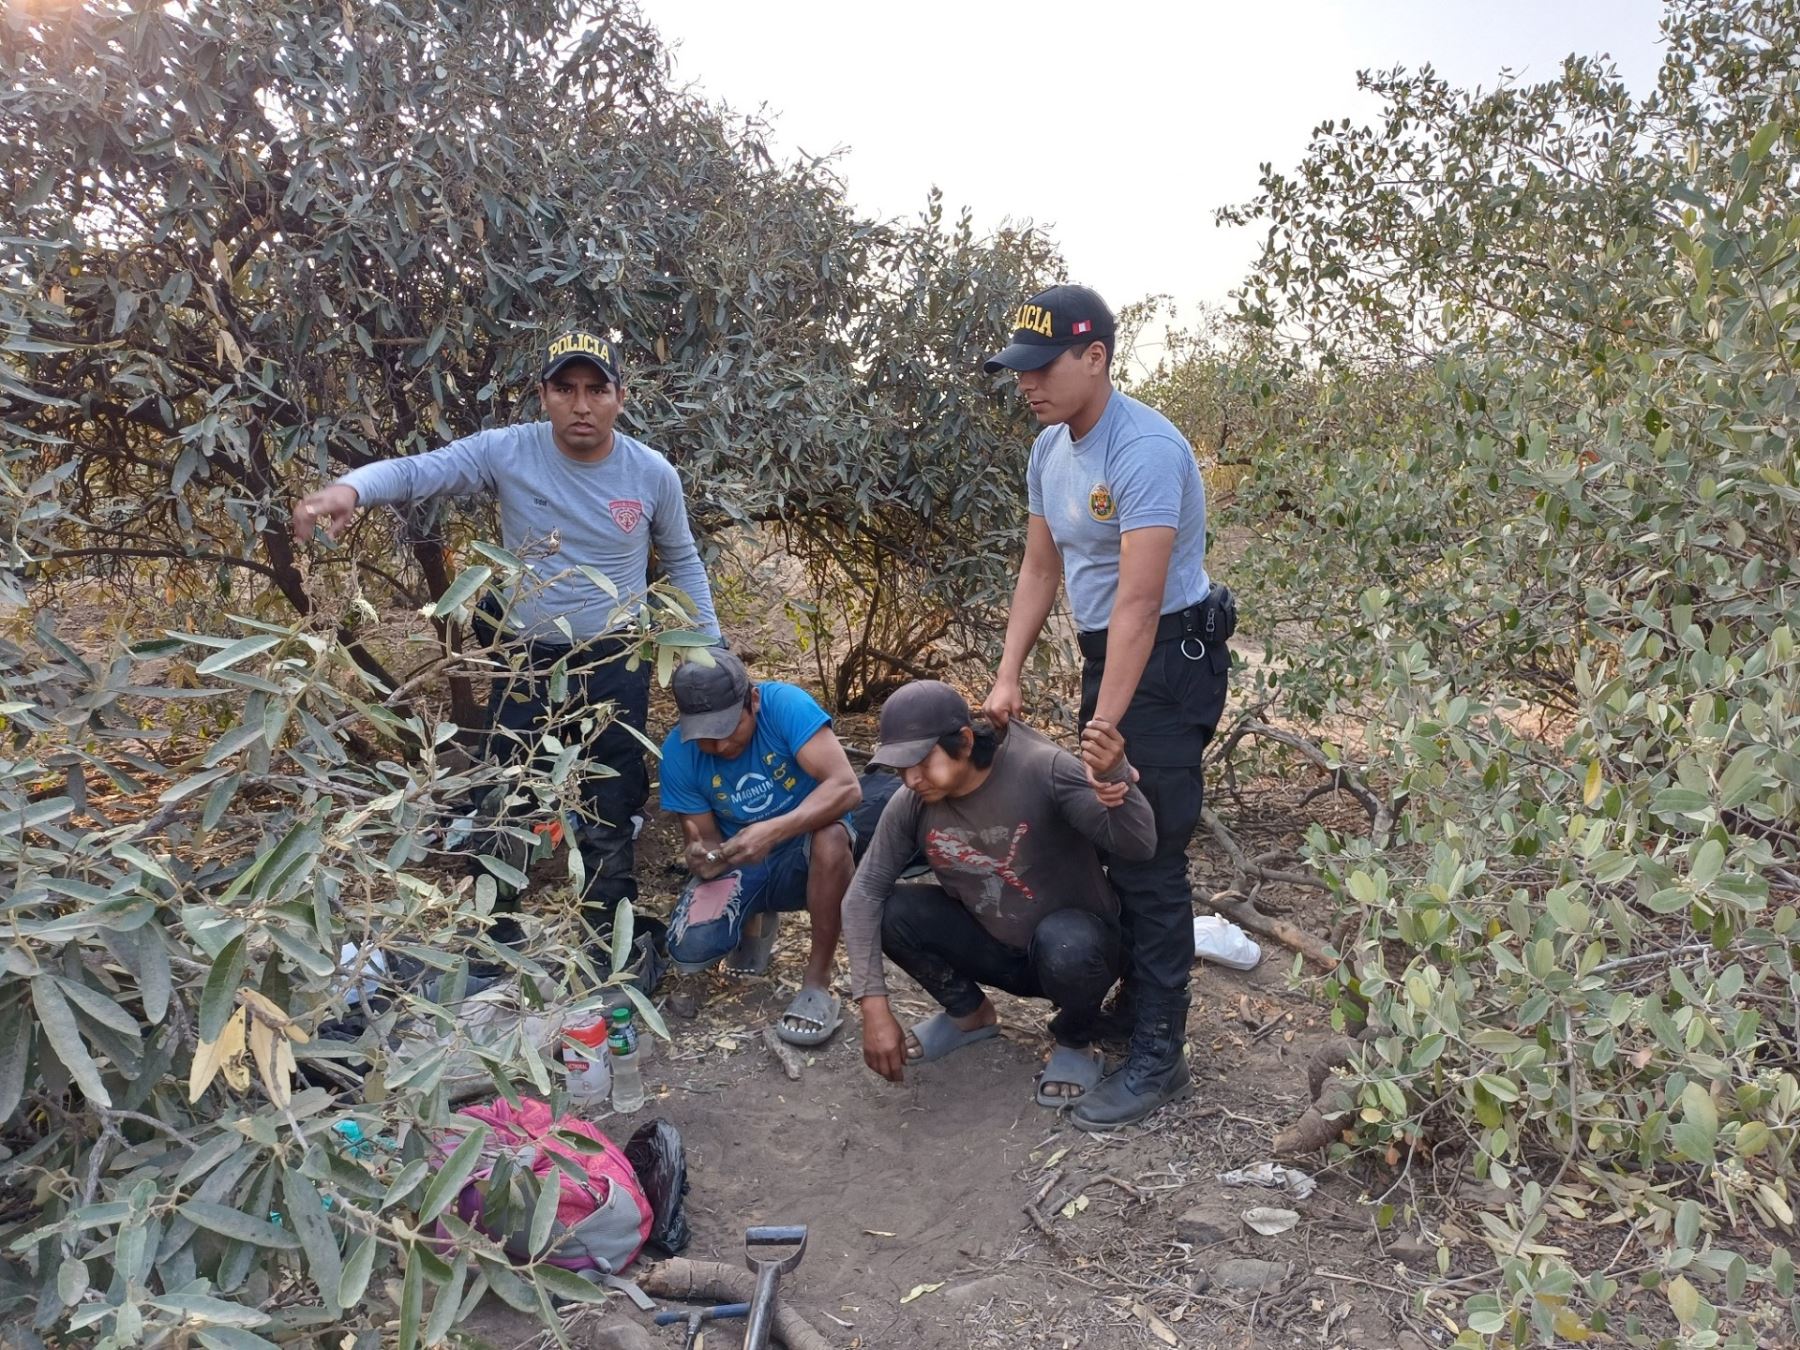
[{"x1": 435, "y1": 1098, "x2": 652, "y2": 1273}]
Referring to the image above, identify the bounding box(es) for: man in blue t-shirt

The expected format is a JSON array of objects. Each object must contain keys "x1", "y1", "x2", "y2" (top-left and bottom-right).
[{"x1": 659, "y1": 649, "x2": 861, "y2": 1045}]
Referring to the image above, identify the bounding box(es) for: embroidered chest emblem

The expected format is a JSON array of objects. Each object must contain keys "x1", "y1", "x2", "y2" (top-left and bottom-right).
[
  {"x1": 608, "y1": 498, "x2": 644, "y2": 532},
  {"x1": 1087, "y1": 482, "x2": 1116, "y2": 522}
]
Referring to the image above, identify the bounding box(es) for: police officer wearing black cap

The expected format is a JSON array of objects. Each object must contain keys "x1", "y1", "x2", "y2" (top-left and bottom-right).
[{"x1": 980, "y1": 284, "x2": 1234, "y2": 1130}]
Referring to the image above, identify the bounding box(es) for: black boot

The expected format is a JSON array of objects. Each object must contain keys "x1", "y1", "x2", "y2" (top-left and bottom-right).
[
  {"x1": 1070, "y1": 989, "x2": 1193, "y2": 1131},
  {"x1": 577, "y1": 825, "x2": 639, "y2": 920}
]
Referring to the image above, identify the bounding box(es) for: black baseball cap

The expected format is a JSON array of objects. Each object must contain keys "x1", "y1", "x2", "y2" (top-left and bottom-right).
[
  {"x1": 869, "y1": 681, "x2": 973, "y2": 769},
  {"x1": 672, "y1": 648, "x2": 752, "y2": 741},
  {"x1": 982, "y1": 284, "x2": 1116, "y2": 374},
  {"x1": 542, "y1": 327, "x2": 624, "y2": 384}
]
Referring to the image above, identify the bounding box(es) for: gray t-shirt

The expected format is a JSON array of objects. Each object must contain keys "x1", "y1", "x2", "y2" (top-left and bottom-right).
[
  {"x1": 337, "y1": 423, "x2": 720, "y2": 642},
  {"x1": 843, "y1": 722, "x2": 1156, "y2": 1000},
  {"x1": 1026, "y1": 389, "x2": 1210, "y2": 633}
]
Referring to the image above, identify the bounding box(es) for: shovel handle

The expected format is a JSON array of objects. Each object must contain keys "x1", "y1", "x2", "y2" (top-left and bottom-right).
[
  {"x1": 742, "y1": 1264, "x2": 781, "y2": 1350},
  {"x1": 746, "y1": 1225, "x2": 808, "y2": 1244}
]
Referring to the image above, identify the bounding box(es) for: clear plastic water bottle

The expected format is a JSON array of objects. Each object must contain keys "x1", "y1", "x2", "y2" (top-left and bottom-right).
[
  {"x1": 607, "y1": 1005, "x2": 639, "y2": 1054},
  {"x1": 608, "y1": 1007, "x2": 645, "y2": 1114}
]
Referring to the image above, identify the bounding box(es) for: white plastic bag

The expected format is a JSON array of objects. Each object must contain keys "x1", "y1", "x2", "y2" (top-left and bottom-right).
[
  {"x1": 1194, "y1": 915, "x2": 1262, "y2": 970},
  {"x1": 337, "y1": 942, "x2": 389, "y2": 1006},
  {"x1": 1218, "y1": 1162, "x2": 1318, "y2": 1200}
]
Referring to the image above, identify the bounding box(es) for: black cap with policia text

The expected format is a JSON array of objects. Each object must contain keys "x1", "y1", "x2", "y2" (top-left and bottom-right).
[
  {"x1": 983, "y1": 284, "x2": 1116, "y2": 373},
  {"x1": 542, "y1": 327, "x2": 624, "y2": 385}
]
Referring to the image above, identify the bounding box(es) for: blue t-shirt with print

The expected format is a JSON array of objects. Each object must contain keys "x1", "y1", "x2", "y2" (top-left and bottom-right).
[{"x1": 658, "y1": 681, "x2": 838, "y2": 837}]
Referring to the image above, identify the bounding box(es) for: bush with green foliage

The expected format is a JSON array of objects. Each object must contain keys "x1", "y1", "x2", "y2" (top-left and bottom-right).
[
  {"x1": 0, "y1": 535, "x2": 704, "y2": 1343},
  {"x1": 0, "y1": 0, "x2": 1061, "y2": 1342},
  {"x1": 0, "y1": 0, "x2": 1056, "y2": 716},
  {"x1": 1170, "y1": 1, "x2": 1800, "y2": 1343}
]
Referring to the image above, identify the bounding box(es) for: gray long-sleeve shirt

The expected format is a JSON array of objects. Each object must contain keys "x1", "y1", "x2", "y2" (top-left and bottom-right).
[
  {"x1": 337, "y1": 423, "x2": 720, "y2": 642},
  {"x1": 844, "y1": 722, "x2": 1156, "y2": 1000}
]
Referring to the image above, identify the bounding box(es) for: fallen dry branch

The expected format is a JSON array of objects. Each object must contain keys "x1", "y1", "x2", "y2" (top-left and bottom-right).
[
  {"x1": 1203, "y1": 806, "x2": 1329, "y2": 891},
  {"x1": 1202, "y1": 888, "x2": 1336, "y2": 971},
  {"x1": 1274, "y1": 1036, "x2": 1361, "y2": 1154},
  {"x1": 639, "y1": 1258, "x2": 837, "y2": 1350},
  {"x1": 1023, "y1": 1167, "x2": 1069, "y2": 1247},
  {"x1": 1210, "y1": 715, "x2": 1394, "y2": 848}
]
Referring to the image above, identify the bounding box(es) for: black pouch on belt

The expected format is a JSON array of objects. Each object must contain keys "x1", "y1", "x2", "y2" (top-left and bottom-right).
[
  {"x1": 1189, "y1": 583, "x2": 1236, "y2": 679},
  {"x1": 1198, "y1": 583, "x2": 1237, "y2": 644}
]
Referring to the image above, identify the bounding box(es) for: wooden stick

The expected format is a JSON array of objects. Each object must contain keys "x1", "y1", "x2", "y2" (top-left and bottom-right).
[
  {"x1": 761, "y1": 1026, "x2": 804, "y2": 1082},
  {"x1": 1022, "y1": 1201, "x2": 1063, "y2": 1245},
  {"x1": 1249, "y1": 1011, "x2": 1293, "y2": 1043},
  {"x1": 638, "y1": 1258, "x2": 836, "y2": 1350},
  {"x1": 1092, "y1": 1172, "x2": 1143, "y2": 1200},
  {"x1": 1203, "y1": 807, "x2": 1329, "y2": 891}
]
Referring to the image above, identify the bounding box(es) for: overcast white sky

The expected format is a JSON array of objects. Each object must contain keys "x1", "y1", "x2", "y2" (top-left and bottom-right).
[{"x1": 647, "y1": 0, "x2": 1667, "y2": 361}]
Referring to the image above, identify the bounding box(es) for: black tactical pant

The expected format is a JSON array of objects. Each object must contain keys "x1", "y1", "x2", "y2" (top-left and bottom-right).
[
  {"x1": 1078, "y1": 626, "x2": 1230, "y2": 998},
  {"x1": 482, "y1": 634, "x2": 649, "y2": 920}
]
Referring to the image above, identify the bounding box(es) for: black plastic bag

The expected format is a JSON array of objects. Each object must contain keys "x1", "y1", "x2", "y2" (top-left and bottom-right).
[{"x1": 624, "y1": 1117, "x2": 692, "y2": 1257}]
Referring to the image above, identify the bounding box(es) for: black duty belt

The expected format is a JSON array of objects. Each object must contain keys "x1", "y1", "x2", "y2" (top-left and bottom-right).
[{"x1": 1077, "y1": 584, "x2": 1236, "y2": 662}]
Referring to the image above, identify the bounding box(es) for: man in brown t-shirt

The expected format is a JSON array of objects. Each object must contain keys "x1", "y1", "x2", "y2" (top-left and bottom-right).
[{"x1": 844, "y1": 682, "x2": 1157, "y2": 1105}]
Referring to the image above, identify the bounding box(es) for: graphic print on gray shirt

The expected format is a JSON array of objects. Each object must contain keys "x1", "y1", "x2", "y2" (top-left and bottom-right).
[{"x1": 338, "y1": 422, "x2": 719, "y2": 642}]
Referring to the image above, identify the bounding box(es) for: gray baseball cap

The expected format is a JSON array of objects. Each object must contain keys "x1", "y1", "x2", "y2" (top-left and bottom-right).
[
  {"x1": 672, "y1": 648, "x2": 751, "y2": 742},
  {"x1": 869, "y1": 681, "x2": 972, "y2": 769}
]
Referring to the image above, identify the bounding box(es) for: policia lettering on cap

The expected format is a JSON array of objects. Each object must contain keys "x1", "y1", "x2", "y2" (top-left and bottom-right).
[{"x1": 980, "y1": 284, "x2": 1237, "y2": 1131}]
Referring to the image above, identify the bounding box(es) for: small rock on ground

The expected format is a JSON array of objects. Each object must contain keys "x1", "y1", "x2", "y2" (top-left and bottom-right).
[
  {"x1": 1209, "y1": 1257, "x2": 1291, "y2": 1293},
  {"x1": 942, "y1": 1274, "x2": 1015, "y2": 1307},
  {"x1": 1174, "y1": 1205, "x2": 1235, "y2": 1246},
  {"x1": 579, "y1": 1321, "x2": 655, "y2": 1350},
  {"x1": 1386, "y1": 1234, "x2": 1437, "y2": 1268}
]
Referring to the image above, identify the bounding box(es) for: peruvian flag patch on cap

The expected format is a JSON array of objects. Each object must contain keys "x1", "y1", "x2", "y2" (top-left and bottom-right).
[{"x1": 1072, "y1": 320, "x2": 1092, "y2": 334}]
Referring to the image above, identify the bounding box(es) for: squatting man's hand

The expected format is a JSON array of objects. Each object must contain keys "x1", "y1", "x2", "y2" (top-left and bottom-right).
[
  {"x1": 685, "y1": 818, "x2": 784, "y2": 879},
  {"x1": 684, "y1": 837, "x2": 732, "y2": 880},
  {"x1": 860, "y1": 998, "x2": 907, "y2": 1083},
  {"x1": 719, "y1": 818, "x2": 782, "y2": 868}
]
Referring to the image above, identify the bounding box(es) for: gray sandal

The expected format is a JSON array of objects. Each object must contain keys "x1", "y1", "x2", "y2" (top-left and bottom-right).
[
  {"x1": 1035, "y1": 1044, "x2": 1104, "y2": 1107},
  {"x1": 776, "y1": 986, "x2": 842, "y2": 1046},
  {"x1": 907, "y1": 1011, "x2": 1000, "y2": 1063},
  {"x1": 723, "y1": 911, "x2": 781, "y2": 976}
]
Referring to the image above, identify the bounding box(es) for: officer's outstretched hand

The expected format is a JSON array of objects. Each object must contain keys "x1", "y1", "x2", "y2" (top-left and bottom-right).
[
  {"x1": 981, "y1": 674, "x2": 1024, "y2": 730},
  {"x1": 293, "y1": 484, "x2": 360, "y2": 542},
  {"x1": 860, "y1": 998, "x2": 906, "y2": 1083}
]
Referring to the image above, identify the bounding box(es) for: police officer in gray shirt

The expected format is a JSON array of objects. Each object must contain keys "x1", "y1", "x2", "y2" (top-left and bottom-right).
[
  {"x1": 294, "y1": 327, "x2": 721, "y2": 931},
  {"x1": 981, "y1": 285, "x2": 1233, "y2": 1130}
]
